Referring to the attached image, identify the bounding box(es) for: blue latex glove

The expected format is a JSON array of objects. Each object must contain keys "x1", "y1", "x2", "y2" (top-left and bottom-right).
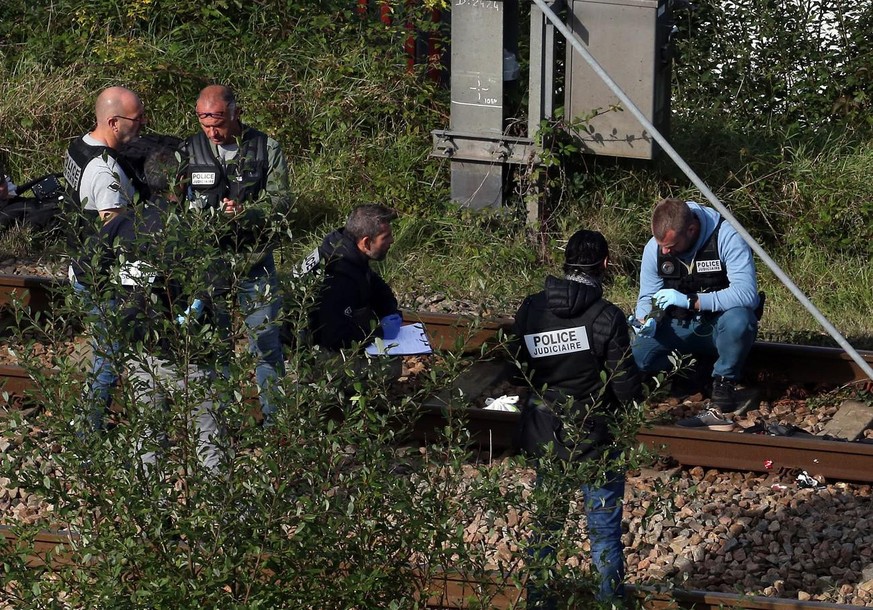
[
  {"x1": 653, "y1": 288, "x2": 690, "y2": 310},
  {"x1": 639, "y1": 318, "x2": 657, "y2": 338},
  {"x1": 380, "y1": 313, "x2": 403, "y2": 340},
  {"x1": 629, "y1": 315, "x2": 657, "y2": 338},
  {"x1": 177, "y1": 299, "x2": 204, "y2": 326}
]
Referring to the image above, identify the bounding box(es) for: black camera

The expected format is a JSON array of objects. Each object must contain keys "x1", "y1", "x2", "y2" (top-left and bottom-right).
[{"x1": 30, "y1": 174, "x2": 64, "y2": 203}]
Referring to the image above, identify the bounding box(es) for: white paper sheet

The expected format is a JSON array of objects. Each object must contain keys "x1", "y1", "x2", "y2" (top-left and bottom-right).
[{"x1": 365, "y1": 322, "x2": 433, "y2": 356}]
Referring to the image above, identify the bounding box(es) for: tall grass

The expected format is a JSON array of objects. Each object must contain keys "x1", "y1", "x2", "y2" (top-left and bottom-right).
[{"x1": 1, "y1": 0, "x2": 872, "y2": 345}]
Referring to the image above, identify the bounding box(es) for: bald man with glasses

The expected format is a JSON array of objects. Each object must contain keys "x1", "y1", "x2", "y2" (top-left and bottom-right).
[
  {"x1": 65, "y1": 86, "x2": 147, "y2": 223},
  {"x1": 64, "y1": 86, "x2": 149, "y2": 433}
]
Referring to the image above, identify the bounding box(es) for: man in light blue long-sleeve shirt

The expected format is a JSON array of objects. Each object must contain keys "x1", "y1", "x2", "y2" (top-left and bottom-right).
[{"x1": 632, "y1": 198, "x2": 760, "y2": 429}]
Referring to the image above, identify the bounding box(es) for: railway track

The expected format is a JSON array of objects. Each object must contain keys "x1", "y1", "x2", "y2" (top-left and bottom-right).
[
  {"x1": 0, "y1": 274, "x2": 59, "y2": 313},
  {"x1": 2, "y1": 281, "x2": 873, "y2": 483},
  {"x1": 0, "y1": 525, "x2": 864, "y2": 610},
  {"x1": 3, "y1": 275, "x2": 873, "y2": 608},
  {"x1": 408, "y1": 311, "x2": 873, "y2": 483}
]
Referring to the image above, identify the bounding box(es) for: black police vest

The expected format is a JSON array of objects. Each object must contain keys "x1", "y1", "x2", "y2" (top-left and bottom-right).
[
  {"x1": 64, "y1": 136, "x2": 121, "y2": 209},
  {"x1": 520, "y1": 297, "x2": 609, "y2": 402},
  {"x1": 657, "y1": 218, "x2": 729, "y2": 294},
  {"x1": 185, "y1": 128, "x2": 268, "y2": 210},
  {"x1": 64, "y1": 136, "x2": 141, "y2": 285}
]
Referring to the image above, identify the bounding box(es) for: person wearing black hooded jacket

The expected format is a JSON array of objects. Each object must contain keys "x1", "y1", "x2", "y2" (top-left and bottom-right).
[
  {"x1": 513, "y1": 229, "x2": 641, "y2": 609},
  {"x1": 311, "y1": 204, "x2": 402, "y2": 352}
]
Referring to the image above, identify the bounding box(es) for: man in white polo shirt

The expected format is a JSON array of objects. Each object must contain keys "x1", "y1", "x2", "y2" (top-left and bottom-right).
[
  {"x1": 64, "y1": 86, "x2": 147, "y2": 433},
  {"x1": 65, "y1": 86, "x2": 145, "y2": 222}
]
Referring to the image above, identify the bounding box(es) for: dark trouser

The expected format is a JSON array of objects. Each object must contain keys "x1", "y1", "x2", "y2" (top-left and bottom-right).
[
  {"x1": 72, "y1": 280, "x2": 118, "y2": 432},
  {"x1": 215, "y1": 252, "x2": 285, "y2": 423},
  {"x1": 632, "y1": 307, "x2": 758, "y2": 380}
]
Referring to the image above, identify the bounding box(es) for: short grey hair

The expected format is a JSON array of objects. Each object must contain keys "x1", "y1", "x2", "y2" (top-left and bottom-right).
[{"x1": 345, "y1": 204, "x2": 398, "y2": 242}]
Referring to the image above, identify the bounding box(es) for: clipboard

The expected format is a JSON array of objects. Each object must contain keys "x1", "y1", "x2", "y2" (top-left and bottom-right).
[{"x1": 365, "y1": 322, "x2": 433, "y2": 356}]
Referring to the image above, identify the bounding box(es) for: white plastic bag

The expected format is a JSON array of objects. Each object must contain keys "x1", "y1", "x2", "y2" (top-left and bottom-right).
[{"x1": 484, "y1": 395, "x2": 520, "y2": 412}]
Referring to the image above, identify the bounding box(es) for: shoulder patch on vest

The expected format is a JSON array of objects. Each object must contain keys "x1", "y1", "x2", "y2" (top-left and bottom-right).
[
  {"x1": 63, "y1": 153, "x2": 83, "y2": 191},
  {"x1": 294, "y1": 248, "x2": 321, "y2": 278}
]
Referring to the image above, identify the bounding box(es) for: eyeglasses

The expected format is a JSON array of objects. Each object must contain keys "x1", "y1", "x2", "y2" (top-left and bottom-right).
[
  {"x1": 195, "y1": 111, "x2": 227, "y2": 120},
  {"x1": 113, "y1": 114, "x2": 147, "y2": 124}
]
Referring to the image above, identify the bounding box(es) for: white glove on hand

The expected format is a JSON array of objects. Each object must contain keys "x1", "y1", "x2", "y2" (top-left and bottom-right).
[{"x1": 653, "y1": 288, "x2": 690, "y2": 310}]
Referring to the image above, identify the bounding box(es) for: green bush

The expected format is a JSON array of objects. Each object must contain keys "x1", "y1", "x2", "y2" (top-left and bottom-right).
[
  {"x1": 671, "y1": 0, "x2": 872, "y2": 129},
  {"x1": 0, "y1": 0, "x2": 447, "y2": 227},
  {"x1": 0, "y1": 202, "x2": 649, "y2": 608}
]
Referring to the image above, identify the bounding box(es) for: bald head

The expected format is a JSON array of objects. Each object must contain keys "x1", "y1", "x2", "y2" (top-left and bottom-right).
[
  {"x1": 197, "y1": 84, "x2": 236, "y2": 109},
  {"x1": 195, "y1": 84, "x2": 242, "y2": 145},
  {"x1": 91, "y1": 86, "x2": 145, "y2": 149},
  {"x1": 95, "y1": 87, "x2": 142, "y2": 124}
]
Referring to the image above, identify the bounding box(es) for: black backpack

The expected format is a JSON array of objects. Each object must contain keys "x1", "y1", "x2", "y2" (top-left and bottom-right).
[{"x1": 116, "y1": 133, "x2": 184, "y2": 202}]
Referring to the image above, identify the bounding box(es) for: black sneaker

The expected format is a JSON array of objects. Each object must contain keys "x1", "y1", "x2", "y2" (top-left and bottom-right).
[
  {"x1": 669, "y1": 359, "x2": 714, "y2": 400},
  {"x1": 710, "y1": 377, "x2": 760, "y2": 415},
  {"x1": 676, "y1": 408, "x2": 735, "y2": 432}
]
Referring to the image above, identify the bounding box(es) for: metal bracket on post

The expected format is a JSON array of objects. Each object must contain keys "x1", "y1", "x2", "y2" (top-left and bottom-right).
[
  {"x1": 431, "y1": 129, "x2": 538, "y2": 210},
  {"x1": 431, "y1": 130, "x2": 537, "y2": 166}
]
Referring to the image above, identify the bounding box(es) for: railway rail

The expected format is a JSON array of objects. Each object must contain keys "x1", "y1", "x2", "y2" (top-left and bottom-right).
[
  {"x1": 3, "y1": 275, "x2": 873, "y2": 607},
  {"x1": 0, "y1": 526, "x2": 865, "y2": 610},
  {"x1": 0, "y1": 274, "x2": 60, "y2": 314},
  {"x1": 409, "y1": 311, "x2": 873, "y2": 483}
]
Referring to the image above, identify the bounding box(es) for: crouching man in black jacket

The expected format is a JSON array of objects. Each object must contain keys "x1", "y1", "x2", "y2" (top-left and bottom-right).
[
  {"x1": 513, "y1": 229, "x2": 642, "y2": 608},
  {"x1": 310, "y1": 204, "x2": 402, "y2": 352}
]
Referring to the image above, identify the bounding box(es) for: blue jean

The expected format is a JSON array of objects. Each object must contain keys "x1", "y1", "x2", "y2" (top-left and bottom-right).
[
  {"x1": 216, "y1": 252, "x2": 285, "y2": 421},
  {"x1": 632, "y1": 306, "x2": 758, "y2": 380},
  {"x1": 72, "y1": 281, "x2": 119, "y2": 432},
  {"x1": 528, "y1": 471, "x2": 626, "y2": 607}
]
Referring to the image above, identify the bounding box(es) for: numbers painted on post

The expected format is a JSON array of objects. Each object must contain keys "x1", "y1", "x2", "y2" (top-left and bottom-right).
[{"x1": 454, "y1": 0, "x2": 500, "y2": 9}]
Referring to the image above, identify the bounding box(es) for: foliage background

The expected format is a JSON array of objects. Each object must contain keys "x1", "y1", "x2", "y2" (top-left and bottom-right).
[
  {"x1": 0, "y1": 0, "x2": 872, "y2": 606},
  {"x1": 0, "y1": 0, "x2": 871, "y2": 332}
]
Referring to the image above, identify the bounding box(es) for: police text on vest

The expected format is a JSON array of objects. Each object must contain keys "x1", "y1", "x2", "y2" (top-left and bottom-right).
[
  {"x1": 524, "y1": 326, "x2": 591, "y2": 358},
  {"x1": 696, "y1": 259, "x2": 723, "y2": 273}
]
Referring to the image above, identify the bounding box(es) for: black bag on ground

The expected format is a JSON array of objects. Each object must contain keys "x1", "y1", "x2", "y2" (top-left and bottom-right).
[
  {"x1": 0, "y1": 173, "x2": 65, "y2": 231},
  {"x1": 0, "y1": 134, "x2": 183, "y2": 233}
]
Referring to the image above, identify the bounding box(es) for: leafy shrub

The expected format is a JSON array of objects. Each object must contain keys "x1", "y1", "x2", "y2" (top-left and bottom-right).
[
  {"x1": 671, "y1": 0, "x2": 873, "y2": 129},
  {"x1": 0, "y1": 202, "x2": 649, "y2": 608}
]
